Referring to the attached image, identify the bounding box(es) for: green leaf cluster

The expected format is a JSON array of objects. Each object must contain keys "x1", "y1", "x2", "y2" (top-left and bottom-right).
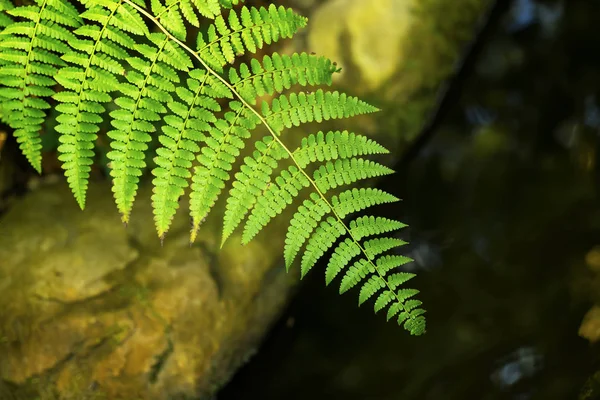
[{"x1": 0, "y1": 0, "x2": 426, "y2": 335}]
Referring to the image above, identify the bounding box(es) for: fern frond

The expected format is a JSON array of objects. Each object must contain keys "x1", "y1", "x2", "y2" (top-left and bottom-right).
[
  {"x1": 152, "y1": 69, "x2": 232, "y2": 237},
  {"x1": 313, "y1": 158, "x2": 394, "y2": 193},
  {"x1": 230, "y1": 52, "x2": 337, "y2": 104},
  {"x1": 293, "y1": 188, "x2": 398, "y2": 274},
  {"x1": 325, "y1": 237, "x2": 360, "y2": 285},
  {"x1": 241, "y1": 159, "x2": 393, "y2": 244},
  {"x1": 0, "y1": 0, "x2": 427, "y2": 335},
  {"x1": 282, "y1": 184, "x2": 426, "y2": 335},
  {"x1": 264, "y1": 89, "x2": 379, "y2": 134},
  {"x1": 54, "y1": 0, "x2": 148, "y2": 208},
  {"x1": 332, "y1": 188, "x2": 398, "y2": 218},
  {"x1": 151, "y1": 0, "x2": 242, "y2": 40},
  {"x1": 350, "y1": 216, "x2": 406, "y2": 241},
  {"x1": 222, "y1": 91, "x2": 378, "y2": 245},
  {"x1": 0, "y1": 0, "x2": 14, "y2": 124},
  {"x1": 364, "y1": 237, "x2": 407, "y2": 258},
  {"x1": 188, "y1": 100, "x2": 259, "y2": 241},
  {"x1": 301, "y1": 216, "x2": 345, "y2": 277},
  {"x1": 241, "y1": 164, "x2": 310, "y2": 243},
  {"x1": 221, "y1": 70, "x2": 343, "y2": 245},
  {"x1": 0, "y1": 0, "x2": 81, "y2": 172},
  {"x1": 196, "y1": 5, "x2": 307, "y2": 72},
  {"x1": 107, "y1": 32, "x2": 192, "y2": 222},
  {"x1": 221, "y1": 135, "x2": 289, "y2": 245},
  {"x1": 294, "y1": 130, "x2": 389, "y2": 168},
  {"x1": 283, "y1": 193, "x2": 330, "y2": 270}
]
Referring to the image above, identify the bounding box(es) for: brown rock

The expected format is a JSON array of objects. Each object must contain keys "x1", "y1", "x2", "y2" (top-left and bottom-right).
[{"x1": 0, "y1": 183, "x2": 296, "y2": 399}]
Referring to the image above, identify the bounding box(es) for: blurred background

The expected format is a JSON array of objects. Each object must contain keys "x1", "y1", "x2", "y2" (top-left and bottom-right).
[
  {"x1": 2, "y1": 0, "x2": 600, "y2": 399},
  {"x1": 218, "y1": 0, "x2": 600, "y2": 399}
]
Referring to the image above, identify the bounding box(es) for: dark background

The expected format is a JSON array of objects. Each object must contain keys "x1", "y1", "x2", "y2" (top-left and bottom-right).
[{"x1": 219, "y1": 1, "x2": 600, "y2": 399}]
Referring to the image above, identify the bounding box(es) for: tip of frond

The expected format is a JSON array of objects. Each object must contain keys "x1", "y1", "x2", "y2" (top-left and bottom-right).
[
  {"x1": 299, "y1": 267, "x2": 309, "y2": 280},
  {"x1": 76, "y1": 198, "x2": 86, "y2": 211},
  {"x1": 190, "y1": 227, "x2": 199, "y2": 245},
  {"x1": 159, "y1": 234, "x2": 165, "y2": 247},
  {"x1": 120, "y1": 213, "x2": 130, "y2": 227}
]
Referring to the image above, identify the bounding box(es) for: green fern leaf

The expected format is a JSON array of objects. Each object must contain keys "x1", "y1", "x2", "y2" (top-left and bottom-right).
[
  {"x1": 294, "y1": 130, "x2": 389, "y2": 168},
  {"x1": 301, "y1": 216, "x2": 345, "y2": 278},
  {"x1": 188, "y1": 100, "x2": 260, "y2": 241},
  {"x1": 0, "y1": 0, "x2": 428, "y2": 335},
  {"x1": 283, "y1": 193, "x2": 330, "y2": 269},
  {"x1": 376, "y1": 254, "x2": 413, "y2": 274},
  {"x1": 241, "y1": 160, "x2": 393, "y2": 244},
  {"x1": 332, "y1": 188, "x2": 398, "y2": 218},
  {"x1": 152, "y1": 69, "x2": 231, "y2": 238},
  {"x1": 0, "y1": 0, "x2": 81, "y2": 172},
  {"x1": 223, "y1": 92, "x2": 379, "y2": 245},
  {"x1": 374, "y1": 290, "x2": 394, "y2": 313},
  {"x1": 339, "y1": 258, "x2": 372, "y2": 294},
  {"x1": 313, "y1": 158, "x2": 394, "y2": 193},
  {"x1": 229, "y1": 52, "x2": 337, "y2": 104},
  {"x1": 263, "y1": 90, "x2": 379, "y2": 134},
  {"x1": 363, "y1": 238, "x2": 407, "y2": 258},
  {"x1": 325, "y1": 238, "x2": 361, "y2": 285},
  {"x1": 221, "y1": 63, "x2": 343, "y2": 245},
  {"x1": 152, "y1": 0, "x2": 239, "y2": 40},
  {"x1": 54, "y1": 0, "x2": 148, "y2": 208},
  {"x1": 0, "y1": 0, "x2": 13, "y2": 29},
  {"x1": 349, "y1": 216, "x2": 406, "y2": 241},
  {"x1": 196, "y1": 5, "x2": 307, "y2": 72},
  {"x1": 241, "y1": 164, "x2": 310, "y2": 244},
  {"x1": 107, "y1": 32, "x2": 192, "y2": 223},
  {"x1": 221, "y1": 135, "x2": 289, "y2": 245},
  {"x1": 358, "y1": 275, "x2": 385, "y2": 306}
]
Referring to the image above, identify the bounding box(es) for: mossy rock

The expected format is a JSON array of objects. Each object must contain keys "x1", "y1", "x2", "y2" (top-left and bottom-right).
[{"x1": 0, "y1": 182, "x2": 296, "y2": 399}]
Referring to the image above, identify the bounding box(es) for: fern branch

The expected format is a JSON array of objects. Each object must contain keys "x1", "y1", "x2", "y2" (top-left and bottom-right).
[
  {"x1": 0, "y1": 0, "x2": 81, "y2": 172},
  {"x1": 115, "y1": 0, "x2": 426, "y2": 335},
  {"x1": 151, "y1": 69, "x2": 226, "y2": 238},
  {"x1": 196, "y1": 5, "x2": 307, "y2": 71},
  {"x1": 54, "y1": 0, "x2": 148, "y2": 208},
  {"x1": 152, "y1": 0, "x2": 242, "y2": 40},
  {"x1": 108, "y1": 32, "x2": 192, "y2": 223},
  {"x1": 230, "y1": 52, "x2": 337, "y2": 104}
]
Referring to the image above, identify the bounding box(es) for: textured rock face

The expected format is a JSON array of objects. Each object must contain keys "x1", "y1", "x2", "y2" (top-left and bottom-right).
[{"x1": 0, "y1": 183, "x2": 295, "y2": 399}]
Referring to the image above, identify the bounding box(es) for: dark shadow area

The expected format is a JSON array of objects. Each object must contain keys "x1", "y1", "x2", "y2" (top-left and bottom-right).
[{"x1": 219, "y1": 0, "x2": 600, "y2": 399}]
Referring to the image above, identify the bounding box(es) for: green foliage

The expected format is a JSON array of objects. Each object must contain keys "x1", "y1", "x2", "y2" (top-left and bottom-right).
[{"x1": 0, "y1": 0, "x2": 426, "y2": 335}]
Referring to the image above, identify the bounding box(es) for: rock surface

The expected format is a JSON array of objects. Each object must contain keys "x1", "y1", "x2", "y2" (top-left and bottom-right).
[{"x1": 0, "y1": 182, "x2": 296, "y2": 399}]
